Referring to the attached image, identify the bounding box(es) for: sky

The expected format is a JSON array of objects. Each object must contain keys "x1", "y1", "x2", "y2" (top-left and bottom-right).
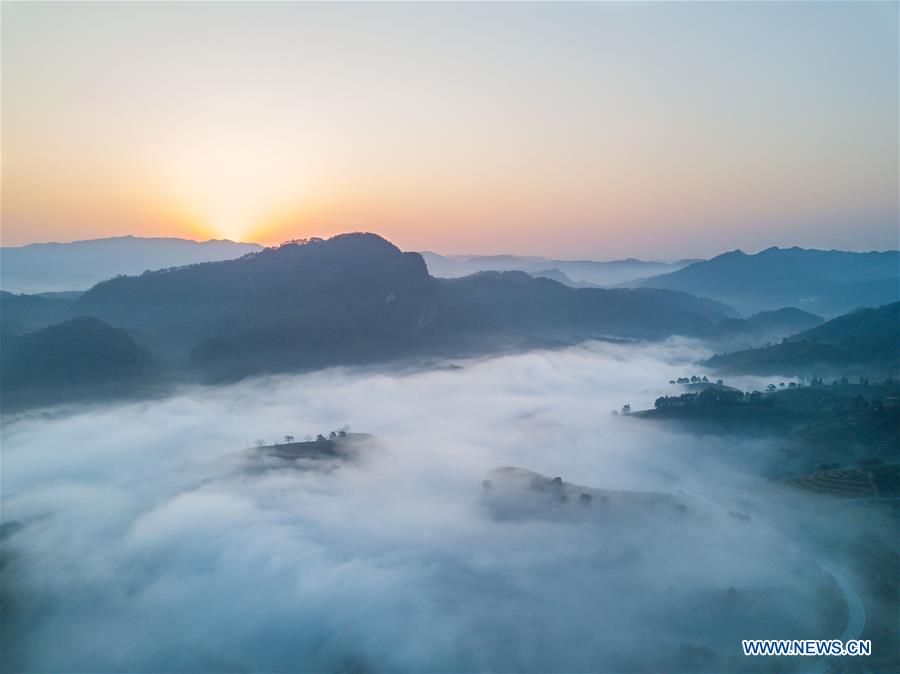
[{"x1": 2, "y1": 1, "x2": 898, "y2": 258}]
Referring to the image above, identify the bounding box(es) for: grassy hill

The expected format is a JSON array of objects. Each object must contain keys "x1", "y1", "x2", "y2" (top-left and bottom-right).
[
  {"x1": 706, "y1": 302, "x2": 899, "y2": 375},
  {"x1": 483, "y1": 466, "x2": 687, "y2": 519},
  {"x1": 249, "y1": 432, "x2": 373, "y2": 464},
  {"x1": 1, "y1": 317, "x2": 151, "y2": 409}
]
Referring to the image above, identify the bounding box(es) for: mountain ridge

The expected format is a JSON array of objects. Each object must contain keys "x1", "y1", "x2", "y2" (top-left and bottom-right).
[
  {"x1": 706, "y1": 301, "x2": 899, "y2": 375},
  {"x1": 627, "y1": 246, "x2": 899, "y2": 316},
  {"x1": 1, "y1": 232, "x2": 741, "y2": 405},
  {"x1": 422, "y1": 251, "x2": 699, "y2": 286}
]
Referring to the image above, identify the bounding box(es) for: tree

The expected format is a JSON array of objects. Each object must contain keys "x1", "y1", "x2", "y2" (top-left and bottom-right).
[
  {"x1": 255, "y1": 439, "x2": 265, "y2": 447},
  {"x1": 622, "y1": 404, "x2": 631, "y2": 414},
  {"x1": 316, "y1": 434, "x2": 326, "y2": 443},
  {"x1": 329, "y1": 431, "x2": 337, "y2": 439},
  {"x1": 284, "y1": 435, "x2": 294, "y2": 443}
]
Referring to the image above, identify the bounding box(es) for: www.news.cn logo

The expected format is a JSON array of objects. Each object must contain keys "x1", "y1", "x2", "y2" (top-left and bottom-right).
[{"x1": 742, "y1": 639, "x2": 871, "y2": 657}]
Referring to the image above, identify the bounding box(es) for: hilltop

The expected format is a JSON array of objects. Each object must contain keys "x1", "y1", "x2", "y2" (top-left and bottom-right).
[
  {"x1": 0, "y1": 317, "x2": 151, "y2": 409},
  {"x1": 706, "y1": 302, "x2": 899, "y2": 375}
]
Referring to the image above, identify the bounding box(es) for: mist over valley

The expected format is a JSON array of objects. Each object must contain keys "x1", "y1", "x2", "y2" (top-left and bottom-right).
[{"x1": 5, "y1": 338, "x2": 894, "y2": 672}]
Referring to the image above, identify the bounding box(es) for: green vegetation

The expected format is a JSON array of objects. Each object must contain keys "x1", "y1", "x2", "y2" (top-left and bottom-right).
[
  {"x1": 1, "y1": 317, "x2": 151, "y2": 409},
  {"x1": 706, "y1": 302, "x2": 899, "y2": 374},
  {"x1": 251, "y1": 430, "x2": 368, "y2": 463},
  {"x1": 636, "y1": 375, "x2": 899, "y2": 475}
]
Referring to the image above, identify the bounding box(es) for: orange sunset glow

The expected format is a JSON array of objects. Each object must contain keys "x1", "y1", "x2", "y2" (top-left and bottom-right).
[{"x1": 2, "y1": 1, "x2": 897, "y2": 257}]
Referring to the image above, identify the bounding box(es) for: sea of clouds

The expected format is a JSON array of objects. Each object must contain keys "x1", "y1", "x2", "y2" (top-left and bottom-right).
[{"x1": 1, "y1": 339, "x2": 844, "y2": 672}]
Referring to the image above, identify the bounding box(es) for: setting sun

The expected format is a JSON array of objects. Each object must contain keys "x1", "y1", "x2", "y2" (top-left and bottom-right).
[
  {"x1": 156, "y1": 129, "x2": 307, "y2": 243},
  {"x1": 3, "y1": 2, "x2": 895, "y2": 256}
]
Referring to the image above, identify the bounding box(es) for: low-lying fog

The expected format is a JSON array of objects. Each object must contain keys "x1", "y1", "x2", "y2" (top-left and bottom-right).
[{"x1": 0, "y1": 339, "x2": 853, "y2": 672}]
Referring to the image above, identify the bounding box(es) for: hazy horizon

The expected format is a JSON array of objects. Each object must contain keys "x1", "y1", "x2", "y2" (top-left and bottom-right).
[
  {"x1": 3, "y1": 2, "x2": 898, "y2": 258},
  {"x1": 2, "y1": 230, "x2": 899, "y2": 262}
]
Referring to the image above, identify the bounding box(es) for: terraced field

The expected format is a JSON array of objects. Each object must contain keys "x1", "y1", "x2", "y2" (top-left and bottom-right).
[{"x1": 785, "y1": 469, "x2": 878, "y2": 497}]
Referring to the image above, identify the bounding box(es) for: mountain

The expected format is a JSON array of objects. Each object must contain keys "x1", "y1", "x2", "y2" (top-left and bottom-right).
[
  {"x1": 432, "y1": 271, "x2": 732, "y2": 344},
  {"x1": 786, "y1": 302, "x2": 900, "y2": 360},
  {"x1": 627, "y1": 247, "x2": 900, "y2": 316},
  {"x1": 706, "y1": 302, "x2": 899, "y2": 374},
  {"x1": 421, "y1": 251, "x2": 699, "y2": 286},
  {"x1": 1, "y1": 233, "x2": 735, "y2": 399},
  {"x1": 0, "y1": 236, "x2": 263, "y2": 293},
  {"x1": 0, "y1": 291, "x2": 81, "y2": 334},
  {"x1": 745, "y1": 307, "x2": 824, "y2": 333},
  {"x1": 527, "y1": 268, "x2": 586, "y2": 287},
  {"x1": 716, "y1": 307, "x2": 824, "y2": 338},
  {"x1": 1, "y1": 317, "x2": 151, "y2": 409}
]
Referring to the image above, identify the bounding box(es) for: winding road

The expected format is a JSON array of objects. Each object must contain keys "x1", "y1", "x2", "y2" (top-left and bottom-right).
[{"x1": 678, "y1": 488, "x2": 867, "y2": 672}]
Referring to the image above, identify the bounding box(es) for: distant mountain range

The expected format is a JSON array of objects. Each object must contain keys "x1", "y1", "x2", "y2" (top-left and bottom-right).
[
  {"x1": 626, "y1": 247, "x2": 900, "y2": 316},
  {"x1": 0, "y1": 236, "x2": 263, "y2": 293},
  {"x1": 706, "y1": 302, "x2": 899, "y2": 375},
  {"x1": 1, "y1": 233, "x2": 737, "y2": 407},
  {"x1": 422, "y1": 252, "x2": 699, "y2": 286},
  {"x1": 3, "y1": 233, "x2": 897, "y2": 409},
  {"x1": 7, "y1": 238, "x2": 895, "y2": 321}
]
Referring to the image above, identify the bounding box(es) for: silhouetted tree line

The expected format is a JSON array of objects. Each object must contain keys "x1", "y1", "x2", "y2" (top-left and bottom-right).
[
  {"x1": 254, "y1": 428, "x2": 348, "y2": 448},
  {"x1": 655, "y1": 387, "x2": 771, "y2": 410}
]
